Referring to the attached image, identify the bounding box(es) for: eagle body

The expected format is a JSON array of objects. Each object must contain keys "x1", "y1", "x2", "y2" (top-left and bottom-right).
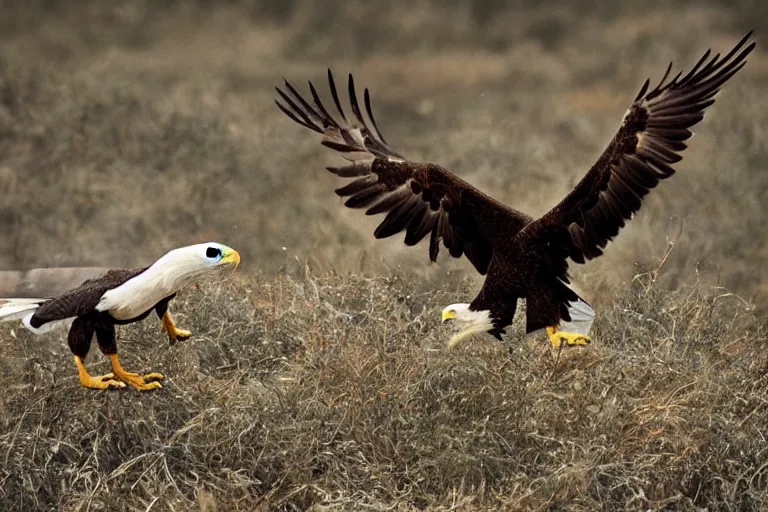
[
  {"x1": 0, "y1": 243, "x2": 241, "y2": 390},
  {"x1": 276, "y1": 32, "x2": 755, "y2": 348},
  {"x1": 25, "y1": 268, "x2": 148, "y2": 331},
  {"x1": 24, "y1": 268, "x2": 175, "y2": 368},
  {"x1": 472, "y1": 224, "x2": 581, "y2": 337}
]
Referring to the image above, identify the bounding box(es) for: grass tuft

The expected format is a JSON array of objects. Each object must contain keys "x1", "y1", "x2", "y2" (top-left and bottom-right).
[{"x1": 1, "y1": 269, "x2": 766, "y2": 511}]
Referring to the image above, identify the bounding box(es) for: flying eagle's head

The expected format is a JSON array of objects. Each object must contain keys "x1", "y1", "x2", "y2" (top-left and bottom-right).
[{"x1": 441, "y1": 303, "x2": 494, "y2": 348}]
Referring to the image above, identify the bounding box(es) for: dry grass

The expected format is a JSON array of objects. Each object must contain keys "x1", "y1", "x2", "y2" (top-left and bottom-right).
[
  {"x1": 1, "y1": 1, "x2": 768, "y2": 510},
  {"x1": 1, "y1": 267, "x2": 767, "y2": 511}
]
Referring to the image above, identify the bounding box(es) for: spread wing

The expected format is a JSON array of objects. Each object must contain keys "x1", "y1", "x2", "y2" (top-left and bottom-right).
[
  {"x1": 533, "y1": 31, "x2": 755, "y2": 264},
  {"x1": 31, "y1": 268, "x2": 146, "y2": 324},
  {"x1": 275, "y1": 70, "x2": 532, "y2": 274}
]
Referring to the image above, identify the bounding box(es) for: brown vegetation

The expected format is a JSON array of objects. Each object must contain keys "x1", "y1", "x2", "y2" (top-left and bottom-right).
[
  {"x1": 1, "y1": 269, "x2": 767, "y2": 510},
  {"x1": 1, "y1": 1, "x2": 768, "y2": 510}
]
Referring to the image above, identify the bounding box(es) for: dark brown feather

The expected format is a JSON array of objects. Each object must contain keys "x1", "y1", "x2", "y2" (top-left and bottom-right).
[
  {"x1": 276, "y1": 70, "x2": 532, "y2": 273},
  {"x1": 30, "y1": 268, "x2": 147, "y2": 326},
  {"x1": 374, "y1": 195, "x2": 425, "y2": 239},
  {"x1": 404, "y1": 206, "x2": 435, "y2": 246},
  {"x1": 365, "y1": 186, "x2": 412, "y2": 216},
  {"x1": 335, "y1": 175, "x2": 379, "y2": 196},
  {"x1": 345, "y1": 184, "x2": 387, "y2": 209},
  {"x1": 327, "y1": 162, "x2": 371, "y2": 178},
  {"x1": 530, "y1": 31, "x2": 755, "y2": 264}
]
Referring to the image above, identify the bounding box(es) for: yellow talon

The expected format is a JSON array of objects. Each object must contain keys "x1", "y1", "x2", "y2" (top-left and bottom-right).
[
  {"x1": 161, "y1": 311, "x2": 192, "y2": 343},
  {"x1": 108, "y1": 354, "x2": 164, "y2": 391},
  {"x1": 546, "y1": 325, "x2": 591, "y2": 350},
  {"x1": 74, "y1": 357, "x2": 126, "y2": 390},
  {"x1": 168, "y1": 327, "x2": 191, "y2": 342}
]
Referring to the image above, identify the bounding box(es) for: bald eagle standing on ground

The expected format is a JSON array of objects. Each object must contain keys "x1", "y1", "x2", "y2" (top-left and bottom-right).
[
  {"x1": 275, "y1": 32, "x2": 755, "y2": 348},
  {"x1": 0, "y1": 243, "x2": 240, "y2": 390}
]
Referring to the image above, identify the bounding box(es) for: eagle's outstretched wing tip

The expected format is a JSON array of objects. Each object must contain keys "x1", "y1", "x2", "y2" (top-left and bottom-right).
[
  {"x1": 278, "y1": 69, "x2": 405, "y2": 163},
  {"x1": 543, "y1": 32, "x2": 754, "y2": 263}
]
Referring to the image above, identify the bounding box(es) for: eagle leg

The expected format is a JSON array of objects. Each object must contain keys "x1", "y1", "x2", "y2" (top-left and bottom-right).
[
  {"x1": 74, "y1": 356, "x2": 126, "y2": 390},
  {"x1": 161, "y1": 311, "x2": 191, "y2": 344},
  {"x1": 107, "y1": 354, "x2": 164, "y2": 391},
  {"x1": 546, "y1": 325, "x2": 591, "y2": 350}
]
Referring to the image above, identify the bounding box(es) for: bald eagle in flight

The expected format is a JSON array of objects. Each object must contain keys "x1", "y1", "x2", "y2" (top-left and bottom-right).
[
  {"x1": 275, "y1": 32, "x2": 755, "y2": 349},
  {"x1": 0, "y1": 243, "x2": 240, "y2": 390}
]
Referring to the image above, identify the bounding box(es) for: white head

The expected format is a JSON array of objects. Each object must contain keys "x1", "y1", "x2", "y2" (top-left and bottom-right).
[
  {"x1": 118, "y1": 242, "x2": 240, "y2": 298},
  {"x1": 441, "y1": 303, "x2": 494, "y2": 348},
  {"x1": 162, "y1": 242, "x2": 240, "y2": 266},
  {"x1": 152, "y1": 242, "x2": 241, "y2": 284}
]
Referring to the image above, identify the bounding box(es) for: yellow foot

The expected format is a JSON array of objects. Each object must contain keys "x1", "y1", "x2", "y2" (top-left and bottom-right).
[
  {"x1": 174, "y1": 328, "x2": 192, "y2": 341},
  {"x1": 74, "y1": 356, "x2": 126, "y2": 390},
  {"x1": 161, "y1": 311, "x2": 192, "y2": 344},
  {"x1": 546, "y1": 326, "x2": 591, "y2": 350},
  {"x1": 114, "y1": 369, "x2": 164, "y2": 391},
  {"x1": 165, "y1": 327, "x2": 192, "y2": 343},
  {"x1": 108, "y1": 354, "x2": 164, "y2": 391}
]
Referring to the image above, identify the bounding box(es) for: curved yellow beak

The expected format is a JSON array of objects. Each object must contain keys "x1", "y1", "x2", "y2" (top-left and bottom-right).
[
  {"x1": 221, "y1": 248, "x2": 241, "y2": 268},
  {"x1": 442, "y1": 310, "x2": 456, "y2": 323}
]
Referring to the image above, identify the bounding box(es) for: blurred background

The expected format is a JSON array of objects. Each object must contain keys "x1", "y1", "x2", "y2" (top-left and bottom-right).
[{"x1": 1, "y1": 0, "x2": 766, "y2": 309}]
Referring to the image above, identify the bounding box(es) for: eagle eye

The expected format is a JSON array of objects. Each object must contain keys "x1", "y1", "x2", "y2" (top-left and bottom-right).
[{"x1": 206, "y1": 247, "x2": 222, "y2": 259}]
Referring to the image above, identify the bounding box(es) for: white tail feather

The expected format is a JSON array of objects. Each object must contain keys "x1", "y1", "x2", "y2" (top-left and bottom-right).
[
  {"x1": 555, "y1": 279, "x2": 596, "y2": 336},
  {"x1": 0, "y1": 298, "x2": 46, "y2": 322},
  {"x1": 23, "y1": 313, "x2": 73, "y2": 334},
  {"x1": 561, "y1": 296, "x2": 595, "y2": 336},
  {"x1": 0, "y1": 298, "x2": 71, "y2": 335}
]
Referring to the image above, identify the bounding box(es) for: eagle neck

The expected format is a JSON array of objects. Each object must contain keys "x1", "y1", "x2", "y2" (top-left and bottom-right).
[{"x1": 97, "y1": 252, "x2": 206, "y2": 320}]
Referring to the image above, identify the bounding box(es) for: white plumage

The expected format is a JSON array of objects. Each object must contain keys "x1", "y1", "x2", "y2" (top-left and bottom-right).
[
  {"x1": 0, "y1": 298, "x2": 74, "y2": 334},
  {"x1": 0, "y1": 242, "x2": 240, "y2": 332},
  {"x1": 442, "y1": 303, "x2": 494, "y2": 349},
  {"x1": 560, "y1": 297, "x2": 595, "y2": 337},
  {"x1": 97, "y1": 244, "x2": 235, "y2": 320},
  {"x1": 0, "y1": 298, "x2": 47, "y2": 321}
]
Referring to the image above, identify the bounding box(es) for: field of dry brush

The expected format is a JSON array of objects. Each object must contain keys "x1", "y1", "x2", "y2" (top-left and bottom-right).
[{"x1": 1, "y1": 1, "x2": 768, "y2": 510}]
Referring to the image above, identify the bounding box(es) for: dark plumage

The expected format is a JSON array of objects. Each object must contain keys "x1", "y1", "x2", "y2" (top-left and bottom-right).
[
  {"x1": 275, "y1": 32, "x2": 755, "y2": 346},
  {"x1": 29, "y1": 269, "x2": 147, "y2": 327}
]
